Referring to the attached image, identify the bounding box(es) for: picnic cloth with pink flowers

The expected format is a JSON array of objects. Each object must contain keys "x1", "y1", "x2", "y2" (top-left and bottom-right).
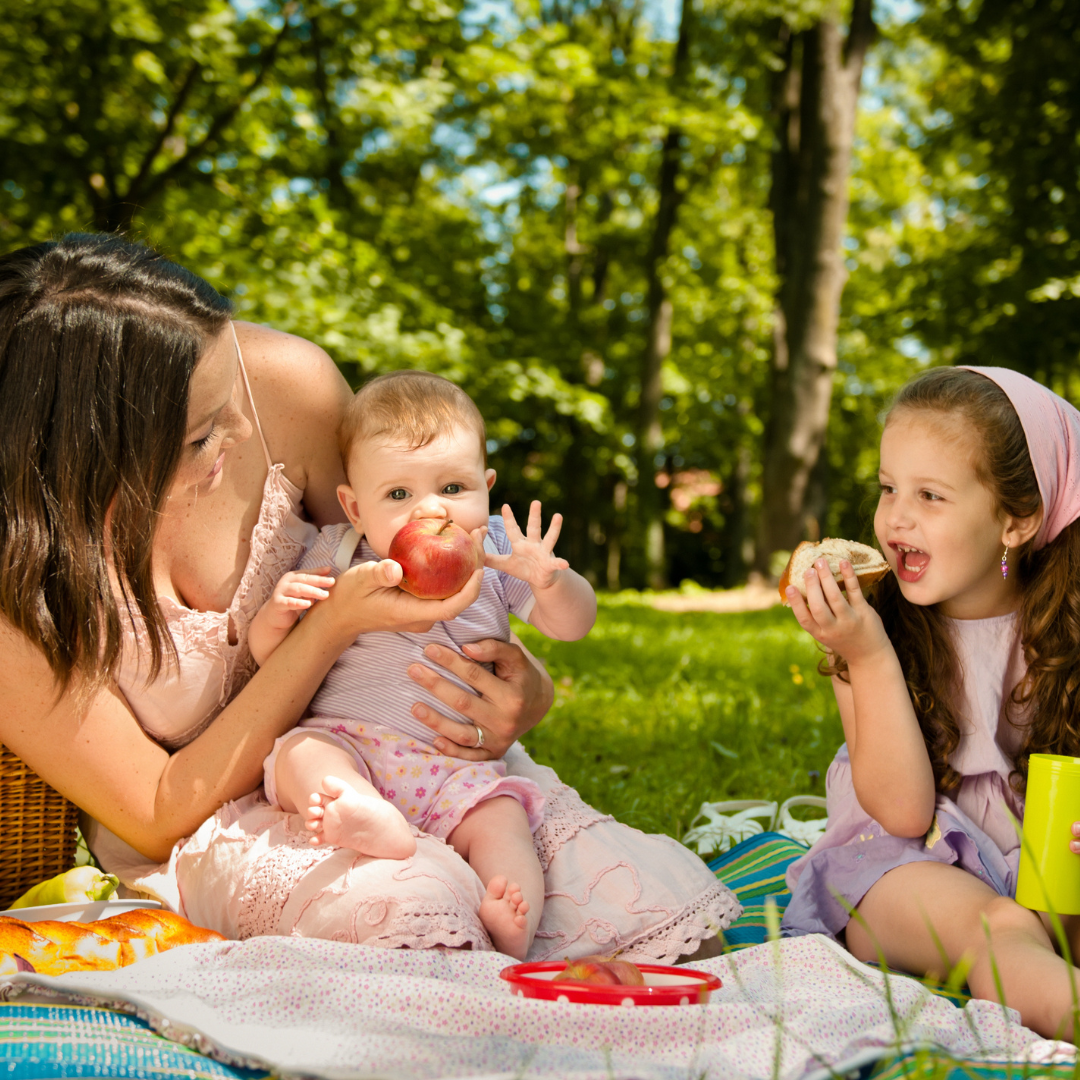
[{"x1": 1, "y1": 933, "x2": 1074, "y2": 1080}]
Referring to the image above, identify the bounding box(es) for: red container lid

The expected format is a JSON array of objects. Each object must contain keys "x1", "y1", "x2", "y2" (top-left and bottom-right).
[{"x1": 499, "y1": 961, "x2": 721, "y2": 1006}]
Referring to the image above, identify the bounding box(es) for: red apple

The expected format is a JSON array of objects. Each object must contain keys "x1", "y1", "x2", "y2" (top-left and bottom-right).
[
  {"x1": 600, "y1": 959, "x2": 645, "y2": 986},
  {"x1": 552, "y1": 958, "x2": 622, "y2": 986},
  {"x1": 389, "y1": 518, "x2": 482, "y2": 600},
  {"x1": 551, "y1": 954, "x2": 645, "y2": 986}
]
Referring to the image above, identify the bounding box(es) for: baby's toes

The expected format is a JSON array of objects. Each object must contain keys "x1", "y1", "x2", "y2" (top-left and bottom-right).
[{"x1": 485, "y1": 874, "x2": 509, "y2": 902}]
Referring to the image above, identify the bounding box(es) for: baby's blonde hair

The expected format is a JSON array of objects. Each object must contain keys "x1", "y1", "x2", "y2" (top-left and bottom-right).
[{"x1": 340, "y1": 370, "x2": 486, "y2": 466}]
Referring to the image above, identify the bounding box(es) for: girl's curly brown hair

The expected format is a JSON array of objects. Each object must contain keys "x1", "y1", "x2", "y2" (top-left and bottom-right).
[{"x1": 827, "y1": 366, "x2": 1080, "y2": 795}]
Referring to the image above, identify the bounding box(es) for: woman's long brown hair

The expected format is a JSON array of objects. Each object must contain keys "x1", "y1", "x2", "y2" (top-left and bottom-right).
[
  {"x1": 829, "y1": 367, "x2": 1080, "y2": 794},
  {"x1": 0, "y1": 234, "x2": 233, "y2": 691}
]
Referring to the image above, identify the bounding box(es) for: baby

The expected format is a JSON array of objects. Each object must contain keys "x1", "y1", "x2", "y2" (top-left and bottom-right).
[{"x1": 248, "y1": 370, "x2": 597, "y2": 959}]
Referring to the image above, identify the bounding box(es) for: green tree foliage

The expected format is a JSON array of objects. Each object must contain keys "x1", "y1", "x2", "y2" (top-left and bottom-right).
[
  {"x1": 2, "y1": 0, "x2": 1076, "y2": 587},
  {"x1": 897, "y1": 0, "x2": 1080, "y2": 390}
]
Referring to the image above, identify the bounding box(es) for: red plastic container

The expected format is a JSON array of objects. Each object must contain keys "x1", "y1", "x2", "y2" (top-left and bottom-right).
[{"x1": 499, "y1": 961, "x2": 721, "y2": 1006}]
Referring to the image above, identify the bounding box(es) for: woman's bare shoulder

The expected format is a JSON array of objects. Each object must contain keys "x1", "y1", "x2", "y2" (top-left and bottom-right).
[
  {"x1": 232, "y1": 323, "x2": 353, "y2": 523},
  {"x1": 233, "y1": 322, "x2": 351, "y2": 414}
]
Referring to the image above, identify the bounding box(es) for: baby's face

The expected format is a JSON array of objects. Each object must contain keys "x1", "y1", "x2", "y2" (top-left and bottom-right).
[{"x1": 339, "y1": 423, "x2": 495, "y2": 558}]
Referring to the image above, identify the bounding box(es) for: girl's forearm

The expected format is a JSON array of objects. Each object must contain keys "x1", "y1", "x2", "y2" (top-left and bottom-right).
[
  {"x1": 528, "y1": 570, "x2": 597, "y2": 641},
  {"x1": 847, "y1": 648, "x2": 937, "y2": 838}
]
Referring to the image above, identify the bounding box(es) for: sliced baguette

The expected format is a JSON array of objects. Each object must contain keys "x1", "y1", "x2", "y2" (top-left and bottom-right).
[{"x1": 778, "y1": 538, "x2": 891, "y2": 603}]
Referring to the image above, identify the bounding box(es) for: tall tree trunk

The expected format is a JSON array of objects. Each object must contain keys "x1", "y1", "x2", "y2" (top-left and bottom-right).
[
  {"x1": 755, "y1": 0, "x2": 875, "y2": 574},
  {"x1": 635, "y1": 0, "x2": 692, "y2": 589}
]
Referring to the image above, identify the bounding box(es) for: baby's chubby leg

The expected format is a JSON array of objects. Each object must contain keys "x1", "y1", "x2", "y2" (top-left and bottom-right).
[
  {"x1": 448, "y1": 796, "x2": 544, "y2": 960},
  {"x1": 274, "y1": 732, "x2": 416, "y2": 859}
]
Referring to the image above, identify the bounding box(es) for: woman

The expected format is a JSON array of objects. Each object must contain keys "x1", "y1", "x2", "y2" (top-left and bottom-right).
[{"x1": 0, "y1": 233, "x2": 736, "y2": 959}]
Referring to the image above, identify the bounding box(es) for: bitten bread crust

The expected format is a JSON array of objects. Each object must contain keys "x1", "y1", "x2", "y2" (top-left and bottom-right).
[
  {"x1": 0, "y1": 909, "x2": 224, "y2": 976},
  {"x1": 779, "y1": 539, "x2": 891, "y2": 602}
]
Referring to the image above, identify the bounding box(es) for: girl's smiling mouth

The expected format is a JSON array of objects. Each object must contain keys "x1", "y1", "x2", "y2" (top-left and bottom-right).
[{"x1": 892, "y1": 543, "x2": 930, "y2": 582}]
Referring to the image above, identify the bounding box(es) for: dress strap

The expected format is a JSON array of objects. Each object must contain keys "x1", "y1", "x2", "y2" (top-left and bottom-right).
[
  {"x1": 334, "y1": 528, "x2": 362, "y2": 573},
  {"x1": 231, "y1": 322, "x2": 273, "y2": 471}
]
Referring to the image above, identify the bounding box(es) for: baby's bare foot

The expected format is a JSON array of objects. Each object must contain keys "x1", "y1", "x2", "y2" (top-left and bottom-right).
[
  {"x1": 305, "y1": 775, "x2": 416, "y2": 859},
  {"x1": 479, "y1": 875, "x2": 531, "y2": 960}
]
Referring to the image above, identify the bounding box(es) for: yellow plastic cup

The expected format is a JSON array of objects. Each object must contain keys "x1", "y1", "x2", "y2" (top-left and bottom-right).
[{"x1": 1015, "y1": 753, "x2": 1080, "y2": 914}]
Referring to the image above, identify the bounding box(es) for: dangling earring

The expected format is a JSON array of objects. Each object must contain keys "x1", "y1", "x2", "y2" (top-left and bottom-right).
[{"x1": 1001, "y1": 545, "x2": 1009, "y2": 580}]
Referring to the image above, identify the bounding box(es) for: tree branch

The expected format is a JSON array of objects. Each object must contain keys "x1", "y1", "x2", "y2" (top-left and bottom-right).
[
  {"x1": 123, "y1": 62, "x2": 202, "y2": 205},
  {"x1": 137, "y1": 11, "x2": 295, "y2": 206},
  {"x1": 844, "y1": 0, "x2": 876, "y2": 75}
]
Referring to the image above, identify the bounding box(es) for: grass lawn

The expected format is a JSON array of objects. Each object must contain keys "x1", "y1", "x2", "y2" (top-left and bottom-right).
[{"x1": 515, "y1": 595, "x2": 844, "y2": 843}]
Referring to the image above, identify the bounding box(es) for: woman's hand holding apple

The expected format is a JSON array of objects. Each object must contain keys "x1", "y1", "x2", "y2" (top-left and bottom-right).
[
  {"x1": 484, "y1": 502, "x2": 569, "y2": 591},
  {"x1": 307, "y1": 556, "x2": 485, "y2": 643}
]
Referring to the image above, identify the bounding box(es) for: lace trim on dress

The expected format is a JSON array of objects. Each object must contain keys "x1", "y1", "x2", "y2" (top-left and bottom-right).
[
  {"x1": 525, "y1": 782, "x2": 741, "y2": 963},
  {"x1": 233, "y1": 810, "x2": 492, "y2": 950},
  {"x1": 235, "y1": 815, "x2": 338, "y2": 939},
  {"x1": 622, "y1": 879, "x2": 740, "y2": 964},
  {"x1": 531, "y1": 783, "x2": 612, "y2": 873},
  {"x1": 343, "y1": 897, "x2": 491, "y2": 951}
]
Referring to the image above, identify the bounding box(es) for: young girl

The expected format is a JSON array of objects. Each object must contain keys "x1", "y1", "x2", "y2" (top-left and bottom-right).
[
  {"x1": 781, "y1": 366, "x2": 1080, "y2": 1040},
  {"x1": 248, "y1": 371, "x2": 597, "y2": 960}
]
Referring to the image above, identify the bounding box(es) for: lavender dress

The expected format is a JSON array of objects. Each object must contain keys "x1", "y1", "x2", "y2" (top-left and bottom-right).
[{"x1": 782, "y1": 612, "x2": 1028, "y2": 939}]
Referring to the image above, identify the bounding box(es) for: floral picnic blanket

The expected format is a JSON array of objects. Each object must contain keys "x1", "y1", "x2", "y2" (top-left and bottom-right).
[{"x1": 1, "y1": 933, "x2": 1072, "y2": 1080}]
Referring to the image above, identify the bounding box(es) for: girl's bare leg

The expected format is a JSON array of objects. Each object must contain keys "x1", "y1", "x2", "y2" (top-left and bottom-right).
[
  {"x1": 274, "y1": 732, "x2": 416, "y2": 859},
  {"x1": 448, "y1": 796, "x2": 544, "y2": 960},
  {"x1": 845, "y1": 860, "x2": 1080, "y2": 1039}
]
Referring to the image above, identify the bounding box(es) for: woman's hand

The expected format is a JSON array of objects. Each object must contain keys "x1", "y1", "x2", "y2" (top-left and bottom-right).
[
  {"x1": 786, "y1": 558, "x2": 890, "y2": 666},
  {"x1": 312, "y1": 559, "x2": 485, "y2": 641},
  {"x1": 406, "y1": 637, "x2": 554, "y2": 760}
]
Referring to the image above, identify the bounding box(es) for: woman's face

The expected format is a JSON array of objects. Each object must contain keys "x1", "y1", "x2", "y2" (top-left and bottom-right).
[{"x1": 173, "y1": 324, "x2": 252, "y2": 497}]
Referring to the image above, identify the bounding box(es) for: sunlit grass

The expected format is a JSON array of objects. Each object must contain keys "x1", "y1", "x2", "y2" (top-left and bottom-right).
[{"x1": 515, "y1": 597, "x2": 844, "y2": 841}]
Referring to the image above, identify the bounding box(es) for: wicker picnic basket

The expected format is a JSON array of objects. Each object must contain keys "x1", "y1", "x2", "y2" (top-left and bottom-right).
[{"x1": 0, "y1": 744, "x2": 79, "y2": 909}]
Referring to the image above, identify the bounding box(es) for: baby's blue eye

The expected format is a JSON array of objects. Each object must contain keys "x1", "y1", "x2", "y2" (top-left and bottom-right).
[
  {"x1": 389, "y1": 489, "x2": 409, "y2": 501},
  {"x1": 442, "y1": 484, "x2": 463, "y2": 495}
]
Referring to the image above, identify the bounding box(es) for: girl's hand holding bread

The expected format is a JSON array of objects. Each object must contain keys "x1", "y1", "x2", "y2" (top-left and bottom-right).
[{"x1": 784, "y1": 553, "x2": 892, "y2": 666}]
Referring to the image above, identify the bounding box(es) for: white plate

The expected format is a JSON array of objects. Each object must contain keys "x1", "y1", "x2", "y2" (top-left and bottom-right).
[{"x1": 0, "y1": 899, "x2": 163, "y2": 923}]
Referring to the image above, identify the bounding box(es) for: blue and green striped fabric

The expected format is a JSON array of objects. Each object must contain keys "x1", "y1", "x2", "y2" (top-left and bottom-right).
[
  {"x1": 708, "y1": 830, "x2": 807, "y2": 951},
  {"x1": 0, "y1": 1002, "x2": 270, "y2": 1079},
  {"x1": 870, "y1": 1049, "x2": 1077, "y2": 1080}
]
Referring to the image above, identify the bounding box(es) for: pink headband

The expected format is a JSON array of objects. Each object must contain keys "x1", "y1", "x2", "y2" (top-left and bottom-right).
[{"x1": 962, "y1": 366, "x2": 1080, "y2": 549}]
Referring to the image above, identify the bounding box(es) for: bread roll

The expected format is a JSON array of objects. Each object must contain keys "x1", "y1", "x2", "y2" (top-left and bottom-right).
[
  {"x1": 779, "y1": 539, "x2": 890, "y2": 602},
  {"x1": 0, "y1": 909, "x2": 224, "y2": 976}
]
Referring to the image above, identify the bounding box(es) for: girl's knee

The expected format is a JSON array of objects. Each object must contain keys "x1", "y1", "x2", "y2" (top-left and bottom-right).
[{"x1": 981, "y1": 895, "x2": 1052, "y2": 946}]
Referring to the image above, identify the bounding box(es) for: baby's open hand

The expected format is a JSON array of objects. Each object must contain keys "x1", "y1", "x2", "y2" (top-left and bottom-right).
[
  {"x1": 485, "y1": 501, "x2": 569, "y2": 591},
  {"x1": 262, "y1": 567, "x2": 335, "y2": 631}
]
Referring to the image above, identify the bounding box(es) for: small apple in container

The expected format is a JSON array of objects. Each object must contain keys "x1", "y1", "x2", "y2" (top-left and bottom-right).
[
  {"x1": 388, "y1": 518, "x2": 484, "y2": 600},
  {"x1": 553, "y1": 953, "x2": 645, "y2": 987}
]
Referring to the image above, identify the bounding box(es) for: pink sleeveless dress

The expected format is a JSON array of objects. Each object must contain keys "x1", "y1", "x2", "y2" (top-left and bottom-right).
[
  {"x1": 88, "y1": 329, "x2": 739, "y2": 960},
  {"x1": 782, "y1": 612, "x2": 1028, "y2": 939}
]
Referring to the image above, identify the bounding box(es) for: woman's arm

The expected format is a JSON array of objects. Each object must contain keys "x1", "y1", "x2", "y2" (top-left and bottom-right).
[
  {"x1": 0, "y1": 559, "x2": 484, "y2": 863},
  {"x1": 790, "y1": 559, "x2": 936, "y2": 837}
]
